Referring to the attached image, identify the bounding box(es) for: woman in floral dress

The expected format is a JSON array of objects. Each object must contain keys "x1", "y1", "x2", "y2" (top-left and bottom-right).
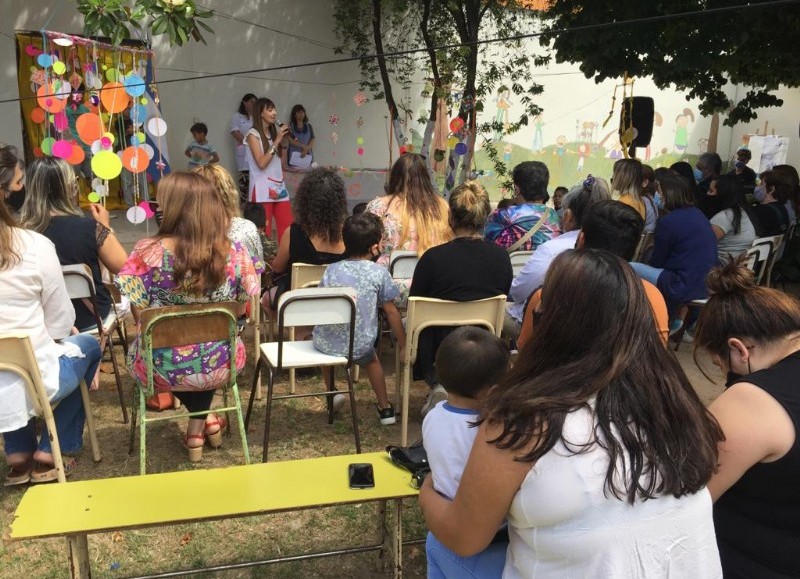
[{"x1": 117, "y1": 172, "x2": 259, "y2": 462}]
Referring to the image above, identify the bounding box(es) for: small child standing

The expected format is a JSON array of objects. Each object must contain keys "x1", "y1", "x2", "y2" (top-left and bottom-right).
[
  {"x1": 185, "y1": 122, "x2": 219, "y2": 169},
  {"x1": 313, "y1": 213, "x2": 405, "y2": 425},
  {"x1": 422, "y1": 326, "x2": 510, "y2": 578}
]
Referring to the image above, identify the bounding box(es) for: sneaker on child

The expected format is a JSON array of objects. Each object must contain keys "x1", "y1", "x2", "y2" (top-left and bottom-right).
[
  {"x1": 377, "y1": 404, "x2": 396, "y2": 426},
  {"x1": 421, "y1": 384, "x2": 448, "y2": 418}
]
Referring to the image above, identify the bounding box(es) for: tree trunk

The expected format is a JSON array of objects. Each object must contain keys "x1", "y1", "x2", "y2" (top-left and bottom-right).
[
  {"x1": 707, "y1": 112, "x2": 720, "y2": 153},
  {"x1": 372, "y1": 0, "x2": 404, "y2": 148}
]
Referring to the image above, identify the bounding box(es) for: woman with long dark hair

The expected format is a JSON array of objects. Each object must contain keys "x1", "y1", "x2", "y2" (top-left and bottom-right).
[
  {"x1": 285, "y1": 104, "x2": 315, "y2": 169},
  {"x1": 245, "y1": 97, "x2": 293, "y2": 240},
  {"x1": 419, "y1": 249, "x2": 723, "y2": 577},
  {"x1": 708, "y1": 174, "x2": 757, "y2": 263},
  {"x1": 751, "y1": 170, "x2": 791, "y2": 237},
  {"x1": 230, "y1": 93, "x2": 256, "y2": 202},
  {"x1": 694, "y1": 257, "x2": 800, "y2": 577},
  {"x1": 116, "y1": 172, "x2": 259, "y2": 462}
]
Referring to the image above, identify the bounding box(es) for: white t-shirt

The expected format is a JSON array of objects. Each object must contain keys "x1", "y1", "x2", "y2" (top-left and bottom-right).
[
  {"x1": 0, "y1": 229, "x2": 79, "y2": 431},
  {"x1": 230, "y1": 112, "x2": 253, "y2": 172},
  {"x1": 503, "y1": 405, "x2": 722, "y2": 578},
  {"x1": 244, "y1": 128, "x2": 288, "y2": 204},
  {"x1": 422, "y1": 401, "x2": 480, "y2": 501},
  {"x1": 710, "y1": 208, "x2": 757, "y2": 263}
]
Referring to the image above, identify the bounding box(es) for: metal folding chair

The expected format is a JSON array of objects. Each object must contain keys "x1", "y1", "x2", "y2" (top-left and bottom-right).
[{"x1": 509, "y1": 251, "x2": 533, "y2": 277}]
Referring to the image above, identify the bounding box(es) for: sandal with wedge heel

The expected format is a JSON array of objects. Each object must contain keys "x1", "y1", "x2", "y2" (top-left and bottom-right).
[
  {"x1": 183, "y1": 434, "x2": 205, "y2": 462},
  {"x1": 204, "y1": 417, "x2": 227, "y2": 449}
]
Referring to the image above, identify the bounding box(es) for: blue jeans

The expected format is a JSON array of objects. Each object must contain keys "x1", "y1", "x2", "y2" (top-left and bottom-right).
[
  {"x1": 629, "y1": 262, "x2": 664, "y2": 287},
  {"x1": 3, "y1": 334, "x2": 101, "y2": 456},
  {"x1": 426, "y1": 531, "x2": 507, "y2": 579}
]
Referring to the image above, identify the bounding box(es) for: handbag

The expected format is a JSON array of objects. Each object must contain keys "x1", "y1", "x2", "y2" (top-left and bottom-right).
[{"x1": 386, "y1": 440, "x2": 429, "y2": 473}]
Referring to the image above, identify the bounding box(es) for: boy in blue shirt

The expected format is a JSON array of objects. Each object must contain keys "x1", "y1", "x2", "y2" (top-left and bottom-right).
[
  {"x1": 313, "y1": 213, "x2": 406, "y2": 425},
  {"x1": 185, "y1": 122, "x2": 219, "y2": 169}
]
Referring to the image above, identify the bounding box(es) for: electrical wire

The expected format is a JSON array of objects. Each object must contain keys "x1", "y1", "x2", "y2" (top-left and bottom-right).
[{"x1": 1, "y1": 0, "x2": 797, "y2": 106}]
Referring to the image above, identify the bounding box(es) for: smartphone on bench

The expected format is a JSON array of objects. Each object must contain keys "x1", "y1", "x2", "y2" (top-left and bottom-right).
[{"x1": 348, "y1": 463, "x2": 375, "y2": 489}]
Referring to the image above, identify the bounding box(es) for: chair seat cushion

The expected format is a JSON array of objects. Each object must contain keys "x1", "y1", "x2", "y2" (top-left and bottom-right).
[{"x1": 261, "y1": 341, "x2": 349, "y2": 369}]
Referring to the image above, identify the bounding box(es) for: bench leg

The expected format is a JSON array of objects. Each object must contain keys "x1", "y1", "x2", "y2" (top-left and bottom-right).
[
  {"x1": 67, "y1": 534, "x2": 91, "y2": 578},
  {"x1": 244, "y1": 357, "x2": 262, "y2": 430},
  {"x1": 379, "y1": 499, "x2": 404, "y2": 579},
  {"x1": 262, "y1": 368, "x2": 275, "y2": 463},
  {"x1": 345, "y1": 368, "x2": 362, "y2": 454}
]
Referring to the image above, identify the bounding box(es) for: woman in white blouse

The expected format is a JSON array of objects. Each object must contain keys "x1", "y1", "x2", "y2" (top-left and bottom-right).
[{"x1": 0, "y1": 144, "x2": 101, "y2": 486}]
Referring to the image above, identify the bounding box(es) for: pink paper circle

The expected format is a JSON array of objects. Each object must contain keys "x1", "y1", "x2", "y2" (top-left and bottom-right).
[
  {"x1": 357, "y1": 147, "x2": 364, "y2": 156},
  {"x1": 138, "y1": 201, "x2": 155, "y2": 218},
  {"x1": 52, "y1": 140, "x2": 73, "y2": 159},
  {"x1": 53, "y1": 111, "x2": 68, "y2": 132}
]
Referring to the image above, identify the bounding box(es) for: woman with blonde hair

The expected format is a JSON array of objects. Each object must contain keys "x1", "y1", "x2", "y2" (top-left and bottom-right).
[
  {"x1": 694, "y1": 257, "x2": 800, "y2": 577},
  {"x1": 192, "y1": 163, "x2": 265, "y2": 274},
  {"x1": 612, "y1": 158, "x2": 646, "y2": 220},
  {"x1": 0, "y1": 144, "x2": 101, "y2": 485},
  {"x1": 408, "y1": 180, "x2": 512, "y2": 415},
  {"x1": 366, "y1": 153, "x2": 451, "y2": 267},
  {"x1": 20, "y1": 157, "x2": 127, "y2": 332},
  {"x1": 116, "y1": 172, "x2": 259, "y2": 462}
]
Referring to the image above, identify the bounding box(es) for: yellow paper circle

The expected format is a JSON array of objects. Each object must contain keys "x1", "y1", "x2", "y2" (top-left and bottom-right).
[
  {"x1": 102, "y1": 132, "x2": 115, "y2": 144},
  {"x1": 91, "y1": 150, "x2": 123, "y2": 180},
  {"x1": 87, "y1": 192, "x2": 101, "y2": 203},
  {"x1": 52, "y1": 61, "x2": 66, "y2": 75},
  {"x1": 140, "y1": 97, "x2": 147, "y2": 105}
]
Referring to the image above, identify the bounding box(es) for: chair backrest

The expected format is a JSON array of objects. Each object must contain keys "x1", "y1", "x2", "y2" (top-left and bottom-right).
[
  {"x1": 632, "y1": 232, "x2": 655, "y2": 263},
  {"x1": 509, "y1": 251, "x2": 532, "y2": 277},
  {"x1": 404, "y1": 295, "x2": 507, "y2": 365},
  {"x1": 748, "y1": 234, "x2": 784, "y2": 286},
  {"x1": 291, "y1": 263, "x2": 328, "y2": 290},
  {"x1": 389, "y1": 251, "x2": 419, "y2": 279},
  {"x1": 0, "y1": 334, "x2": 48, "y2": 419},
  {"x1": 62, "y1": 264, "x2": 96, "y2": 301},
  {"x1": 745, "y1": 240, "x2": 773, "y2": 285}
]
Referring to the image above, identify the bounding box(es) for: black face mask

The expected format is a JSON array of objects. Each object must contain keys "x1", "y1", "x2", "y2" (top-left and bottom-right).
[{"x1": 725, "y1": 371, "x2": 745, "y2": 388}]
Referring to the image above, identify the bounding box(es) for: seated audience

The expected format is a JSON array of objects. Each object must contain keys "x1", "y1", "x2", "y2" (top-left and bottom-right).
[
  {"x1": 728, "y1": 148, "x2": 757, "y2": 194},
  {"x1": 695, "y1": 152, "x2": 724, "y2": 218},
  {"x1": 772, "y1": 164, "x2": 799, "y2": 223},
  {"x1": 517, "y1": 200, "x2": 669, "y2": 349},
  {"x1": 485, "y1": 161, "x2": 560, "y2": 251},
  {"x1": 751, "y1": 170, "x2": 791, "y2": 237},
  {"x1": 266, "y1": 167, "x2": 347, "y2": 308},
  {"x1": 116, "y1": 172, "x2": 259, "y2": 462},
  {"x1": 423, "y1": 327, "x2": 511, "y2": 578},
  {"x1": 408, "y1": 181, "x2": 512, "y2": 415},
  {"x1": 508, "y1": 176, "x2": 610, "y2": 335},
  {"x1": 20, "y1": 157, "x2": 128, "y2": 332},
  {"x1": 708, "y1": 174, "x2": 757, "y2": 263},
  {"x1": 552, "y1": 185, "x2": 568, "y2": 222},
  {"x1": 694, "y1": 257, "x2": 800, "y2": 578},
  {"x1": 0, "y1": 149, "x2": 101, "y2": 483},
  {"x1": 641, "y1": 164, "x2": 659, "y2": 233},
  {"x1": 630, "y1": 173, "x2": 718, "y2": 330},
  {"x1": 419, "y1": 248, "x2": 724, "y2": 577},
  {"x1": 0, "y1": 144, "x2": 25, "y2": 211},
  {"x1": 612, "y1": 158, "x2": 646, "y2": 220},
  {"x1": 313, "y1": 213, "x2": 406, "y2": 425}
]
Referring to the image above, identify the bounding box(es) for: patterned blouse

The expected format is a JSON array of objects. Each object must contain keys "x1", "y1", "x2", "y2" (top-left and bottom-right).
[
  {"x1": 116, "y1": 238, "x2": 259, "y2": 392},
  {"x1": 484, "y1": 203, "x2": 561, "y2": 251}
]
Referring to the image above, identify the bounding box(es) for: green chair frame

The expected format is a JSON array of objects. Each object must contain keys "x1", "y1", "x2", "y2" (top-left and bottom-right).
[{"x1": 127, "y1": 302, "x2": 250, "y2": 474}]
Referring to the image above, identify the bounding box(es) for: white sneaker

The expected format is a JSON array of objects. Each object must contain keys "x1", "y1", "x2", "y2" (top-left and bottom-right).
[
  {"x1": 332, "y1": 393, "x2": 346, "y2": 413},
  {"x1": 421, "y1": 384, "x2": 448, "y2": 418}
]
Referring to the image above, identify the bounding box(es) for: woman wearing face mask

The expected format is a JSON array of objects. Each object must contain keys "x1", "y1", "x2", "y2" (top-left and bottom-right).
[
  {"x1": 750, "y1": 171, "x2": 791, "y2": 237},
  {"x1": 694, "y1": 256, "x2": 800, "y2": 578},
  {"x1": 707, "y1": 175, "x2": 757, "y2": 263}
]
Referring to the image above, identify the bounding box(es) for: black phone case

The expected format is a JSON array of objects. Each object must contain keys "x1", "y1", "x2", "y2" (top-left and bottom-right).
[{"x1": 348, "y1": 463, "x2": 375, "y2": 489}]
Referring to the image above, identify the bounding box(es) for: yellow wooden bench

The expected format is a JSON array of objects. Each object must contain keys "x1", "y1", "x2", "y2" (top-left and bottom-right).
[{"x1": 9, "y1": 452, "x2": 420, "y2": 578}]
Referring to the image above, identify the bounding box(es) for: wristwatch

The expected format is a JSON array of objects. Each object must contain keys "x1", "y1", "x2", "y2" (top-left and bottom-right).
[{"x1": 269, "y1": 146, "x2": 277, "y2": 156}]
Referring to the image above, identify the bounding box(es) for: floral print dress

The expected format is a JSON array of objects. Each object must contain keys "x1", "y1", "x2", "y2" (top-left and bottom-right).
[{"x1": 116, "y1": 239, "x2": 259, "y2": 392}]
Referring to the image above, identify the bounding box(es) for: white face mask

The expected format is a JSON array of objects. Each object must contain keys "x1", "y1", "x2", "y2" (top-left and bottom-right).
[{"x1": 754, "y1": 185, "x2": 767, "y2": 202}]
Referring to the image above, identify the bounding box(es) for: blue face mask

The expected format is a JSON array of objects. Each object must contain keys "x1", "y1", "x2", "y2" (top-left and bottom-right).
[
  {"x1": 693, "y1": 168, "x2": 704, "y2": 183},
  {"x1": 654, "y1": 191, "x2": 664, "y2": 209},
  {"x1": 754, "y1": 185, "x2": 767, "y2": 202}
]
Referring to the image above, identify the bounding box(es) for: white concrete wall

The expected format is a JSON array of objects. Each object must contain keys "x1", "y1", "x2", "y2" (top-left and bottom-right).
[{"x1": 1, "y1": 1, "x2": 798, "y2": 180}]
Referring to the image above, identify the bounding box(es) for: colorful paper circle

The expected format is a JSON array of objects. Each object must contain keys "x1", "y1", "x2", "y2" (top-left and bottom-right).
[
  {"x1": 447, "y1": 136, "x2": 458, "y2": 149},
  {"x1": 146, "y1": 117, "x2": 168, "y2": 137},
  {"x1": 449, "y1": 117, "x2": 465, "y2": 133},
  {"x1": 52, "y1": 61, "x2": 66, "y2": 75},
  {"x1": 356, "y1": 137, "x2": 364, "y2": 145},
  {"x1": 41, "y1": 137, "x2": 56, "y2": 156},
  {"x1": 106, "y1": 68, "x2": 119, "y2": 83},
  {"x1": 131, "y1": 103, "x2": 147, "y2": 123},
  {"x1": 53, "y1": 110, "x2": 68, "y2": 132},
  {"x1": 76, "y1": 113, "x2": 104, "y2": 145},
  {"x1": 94, "y1": 183, "x2": 107, "y2": 196},
  {"x1": 37, "y1": 54, "x2": 53, "y2": 68},
  {"x1": 121, "y1": 146, "x2": 149, "y2": 173},
  {"x1": 138, "y1": 200, "x2": 155, "y2": 218},
  {"x1": 91, "y1": 150, "x2": 123, "y2": 180},
  {"x1": 126, "y1": 206, "x2": 147, "y2": 224},
  {"x1": 67, "y1": 144, "x2": 86, "y2": 166},
  {"x1": 357, "y1": 147, "x2": 364, "y2": 156},
  {"x1": 141, "y1": 144, "x2": 155, "y2": 159},
  {"x1": 52, "y1": 139, "x2": 73, "y2": 159},
  {"x1": 87, "y1": 192, "x2": 101, "y2": 203},
  {"x1": 30, "y1": 107, "x2": 46, "y2": 124},
  {"x1": 123, "y1": 74, "x2": 146, "y2": 97},
  {"x1": 100, "y1": 82, "x2": 130, "y2": 113},
  {"x1": 454, "y1": 142, "x2": 468, "y2": 155},
  {"x1": 37, "y1": 84, "x2": 67, "y2": 113},
  {"x1": 33, "y1": 147, "x2": 43, "y2": 158}
]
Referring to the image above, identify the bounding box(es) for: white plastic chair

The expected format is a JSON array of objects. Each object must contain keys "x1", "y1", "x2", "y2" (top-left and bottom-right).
[
  {"x1": 758, "y1": 233, "x2": 785, "y2": 288},
  {"x1": 389, "y1": 250, "x2": 419, "y2": 280},
  {"x1": 62, "y1": 264, "x2": 129, "y2": 423},
  {"x1": 509, "y1": 251, "x2": 533, "y2": 277},
  {"x1": 0, "y1": 333, "x2": 101, "y2": 481},
  {"x1": 245, "y1": 287, "x2": 360, "y2": 462},
  {"x1": 394, "y1": 295, "x2": 506, "y2": 445}
]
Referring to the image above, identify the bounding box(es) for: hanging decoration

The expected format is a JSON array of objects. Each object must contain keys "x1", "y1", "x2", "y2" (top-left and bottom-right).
[{"x1": 353, "y1": 91, "x2": 367, "y2": 107}]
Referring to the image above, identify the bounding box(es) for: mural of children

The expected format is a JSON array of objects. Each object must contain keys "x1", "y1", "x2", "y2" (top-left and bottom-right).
[
  {"x1": 576, "y1": 143, "x2": 589, "y2": 172},
  {"x1": 553, "y1": 134, "x2": 567, "y2": 178},
  {"x1": 503, "y1": 143, "x2": 513, "y2": 164},
  {"x1": 531, "y1": 114, "x2": 544, "y2": 153},
  {"x1": 493, "y1": 89, "x2": 512, "y2": 141},
  {"x1": 674, "y1": 108, "x2": 694, "y2": 153}
]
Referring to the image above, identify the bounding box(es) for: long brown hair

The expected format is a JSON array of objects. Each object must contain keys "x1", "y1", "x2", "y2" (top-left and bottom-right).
[
  {"x1": 154, "y1": 172, "x2": 231, "y2": 294},
  {"x1": 483, "y1": 249, "x2": 723, "y2": 503},
  {"x1": 694, "y1": 255, "x2": 800, "y2": 363},
  {"x1": 19, "y1": 157, "x2": 82, "y2": 233},
  {"x1": 0, "y1": 145, "x2": 21, "y2": 270},
  {"x1": 251, "y1": 97, "x2": 278, "y2": 154},
  {"x1": 386, "y1": 153, "x2": 450, "y2": 252},
  {"x1": 192, "y1": 164, "x2": 240, "y2": 218}
]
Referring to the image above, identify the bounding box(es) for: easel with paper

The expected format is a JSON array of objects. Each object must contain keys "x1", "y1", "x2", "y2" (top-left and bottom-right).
[{"x1": 747, "y1": 134, "x2": 790, "y2": 172}]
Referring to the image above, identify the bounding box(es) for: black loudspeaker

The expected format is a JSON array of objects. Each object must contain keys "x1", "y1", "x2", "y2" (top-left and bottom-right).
[{"x1": 619, "y1": 97, "x2": 654, "y2": 153}]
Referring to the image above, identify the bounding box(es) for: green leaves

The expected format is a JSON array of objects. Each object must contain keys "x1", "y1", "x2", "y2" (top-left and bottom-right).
[{"x1": 74, "y1": 0, "x2": 214, "y2": 47}]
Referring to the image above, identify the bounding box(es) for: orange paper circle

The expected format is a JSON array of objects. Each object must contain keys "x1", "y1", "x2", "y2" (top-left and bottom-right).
[
  {"x1": 75, "y1": 113, "x2": 104, "y2": 145},
  {"x1": 67, "y1": 144, "x2": 86, "y2": 166},
  {"x1": 30, "y1": 107, "x2": 46, "y2": 124},
  {"x1": 121, "y1": 146, "x2": 149, "y2": 173},
  {"x1": 100, "y1": 82, "x2": 131, "y2": 114},
  {"x1": 37, "y1": 84, "x2": 67, "y2": 113}
]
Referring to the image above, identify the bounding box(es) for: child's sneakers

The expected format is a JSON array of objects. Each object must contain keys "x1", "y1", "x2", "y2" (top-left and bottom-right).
[{"x1": 377, "y1": 404, "x2": 396, "y2": 426}]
